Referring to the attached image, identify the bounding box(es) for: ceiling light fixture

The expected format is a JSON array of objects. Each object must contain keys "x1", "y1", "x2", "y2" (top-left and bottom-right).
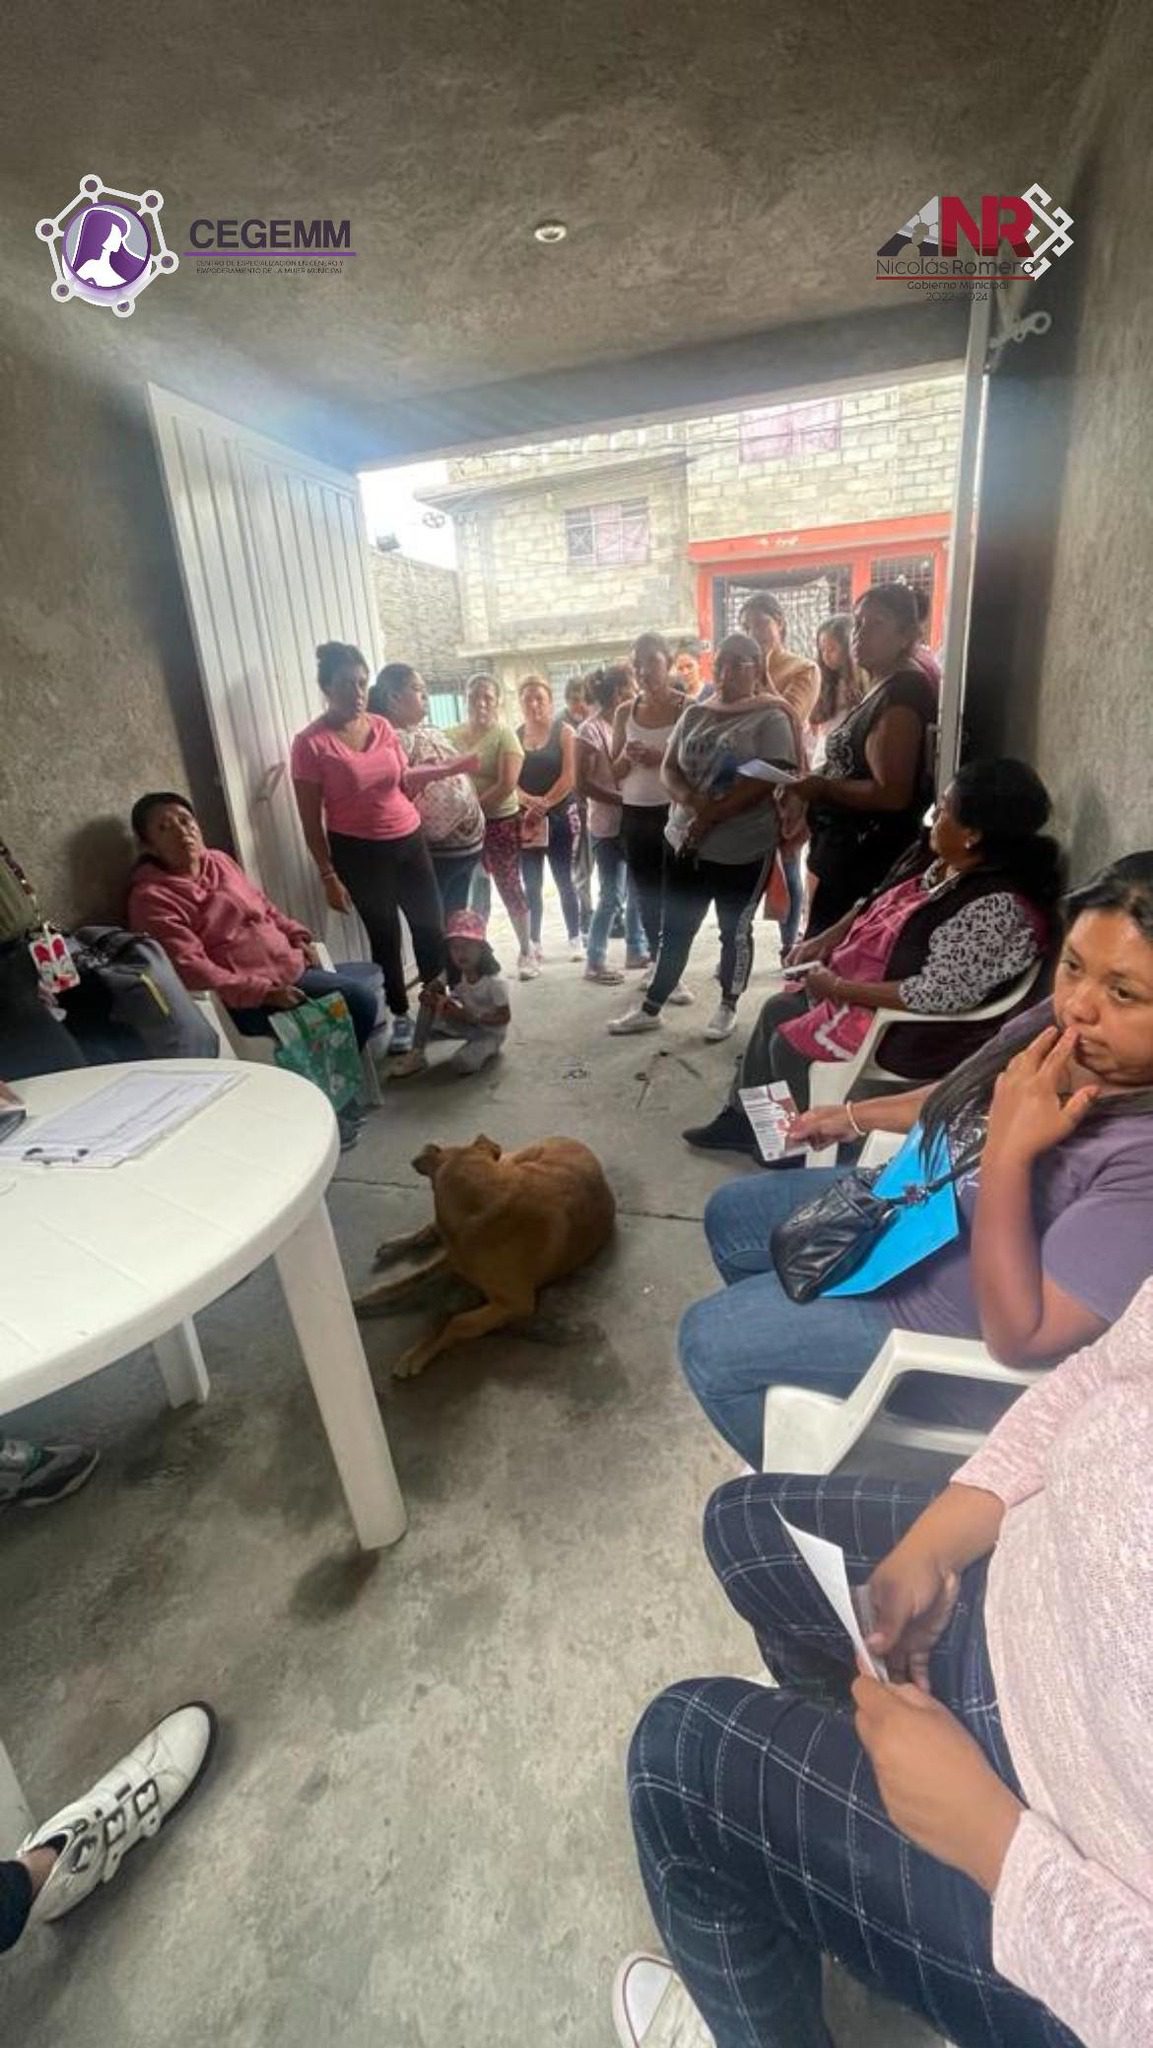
[{"x1": 533, "y1": 219, "x2": 568, "y2": 245}]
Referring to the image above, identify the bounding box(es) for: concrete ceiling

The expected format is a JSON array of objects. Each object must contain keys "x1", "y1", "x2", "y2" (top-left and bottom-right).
[{"x1": 4, "y1": 0, "x2": 1105, "y2": 468}]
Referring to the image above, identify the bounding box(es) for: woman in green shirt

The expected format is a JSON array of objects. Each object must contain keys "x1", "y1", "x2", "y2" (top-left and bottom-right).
[{"x1": 452, "y1": 674, "x2": 537, "y2": 979}]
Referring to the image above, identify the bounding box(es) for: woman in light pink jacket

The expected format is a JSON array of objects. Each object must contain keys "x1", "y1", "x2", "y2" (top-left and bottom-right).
[{"x1": 619, "y1": 1278, "x2": 1153, "y2": 2048}]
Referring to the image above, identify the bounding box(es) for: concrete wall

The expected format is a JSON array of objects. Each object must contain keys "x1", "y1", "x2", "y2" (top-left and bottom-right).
[
  {"x1": 967, "y1": 0, "x2": 1152, "y2": 878},
  {"x1": 369, "y1": 547, "x2": 467, "y2": 687},
  {"x1": 683, "y1": 377, "x2": 961, "y2": 537},
  {"x1": 0, "y1": 342, "x2": 227, "y2": 928},
  {"x1": 452, "y1": 460, "x2": 697, "y2": 663}
]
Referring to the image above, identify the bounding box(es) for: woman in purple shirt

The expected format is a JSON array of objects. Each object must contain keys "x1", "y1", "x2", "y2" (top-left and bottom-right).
[{"x1": 679, "y1": 852, "x2": 1153, "y2": 1466}]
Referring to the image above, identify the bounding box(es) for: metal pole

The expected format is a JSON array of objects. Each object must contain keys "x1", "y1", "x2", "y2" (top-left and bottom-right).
[{"x1": 937, "y1": 291, "x2": 993, "y2": 787}]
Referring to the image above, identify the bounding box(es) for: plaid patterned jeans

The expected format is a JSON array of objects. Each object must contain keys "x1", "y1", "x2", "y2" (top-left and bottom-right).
[{"x1": 628, "y1": 1473, "x2": 1078, "y2": 2048}]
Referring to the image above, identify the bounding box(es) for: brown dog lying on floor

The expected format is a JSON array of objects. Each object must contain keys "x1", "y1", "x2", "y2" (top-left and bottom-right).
[{"x1": 355, "y1": 1133, "x2": 616, "y2": 1378}]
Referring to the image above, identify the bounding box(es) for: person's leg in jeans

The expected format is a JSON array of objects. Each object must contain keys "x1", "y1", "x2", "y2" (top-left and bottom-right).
[
  {"x1": 328, "y1": 833, "x2": 408, "y2": 1015},
  {"x1": 778, "y1": 848, "x2": 806, "y2": 955},
  {"x1": 624, "y1": 868, "x2": 648, "y2": 963},
  {"x1": 633, "y1": 853, "x2": 712, "y2": 1012},
  {"x1": 677, "y1": 1169, "x2": 894, "y2": 1464},
  {"x1": 471, "y1": 862, "x2": 493, "y2": 920},
  {"x1": 587, "y1": 834, "x2": 627, "y2": 969},
  {"x1": 620, "y1": 804, "x2": 668, "y2": 960},
  {"x1": 433, "y1": 848, "x2": 481, "y2": 919},
  {"x1": 292, "y1": 967, "x2": 381, "y2": 1049},
  {"x1": 712, "y1": 854, "x2": 771, "y2": 1008},
  {"x1": 627, "y1": 1476, "x2": 1065, "y2": 2048},
  {"x1": 546, "y1": 805, "x2": 582, "y2": 944},
  {"x1": 573, "y1": 801, "x2": 593, "y2": 938},
  {"x1": 520, "y1": 847, "x2": 547, "y2": 947}
]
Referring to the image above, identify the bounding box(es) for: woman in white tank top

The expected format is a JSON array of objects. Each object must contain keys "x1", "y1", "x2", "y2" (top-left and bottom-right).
[{"x1": 610, "y1": 633, "x2": 690, "y2": 987}]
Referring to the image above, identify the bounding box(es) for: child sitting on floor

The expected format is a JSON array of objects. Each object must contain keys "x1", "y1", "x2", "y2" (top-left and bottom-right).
[{"x1": 391, "y1": 910, "x2": 511, "y2": 1078}]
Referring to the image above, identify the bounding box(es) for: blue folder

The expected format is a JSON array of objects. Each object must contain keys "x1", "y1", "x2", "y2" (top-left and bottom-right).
[{"x1": 822, "y1": 1123, "x2": 960, "y2": 1297}]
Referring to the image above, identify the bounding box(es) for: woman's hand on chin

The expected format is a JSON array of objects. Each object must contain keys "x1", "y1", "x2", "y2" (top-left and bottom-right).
[{"x1": 984, "y1": 1025, "x2": 1101, "y2": 1166}]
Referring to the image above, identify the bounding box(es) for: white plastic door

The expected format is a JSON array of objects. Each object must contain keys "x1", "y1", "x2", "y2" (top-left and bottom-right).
[{"x1": 147, "y1": 385, "x2": 381, "y2": 941}]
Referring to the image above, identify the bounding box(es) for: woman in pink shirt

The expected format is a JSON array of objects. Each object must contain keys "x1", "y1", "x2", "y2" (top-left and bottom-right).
[
  {"x1": 620, "y1": 1285, "x2": 1153, "y2": 2047},
  {"x1": 126, "y1": 792, "x2": 382, "y2": 1049},
  {"x1": 291, "y1": 642, "x2": 473, "y2": 1052}
]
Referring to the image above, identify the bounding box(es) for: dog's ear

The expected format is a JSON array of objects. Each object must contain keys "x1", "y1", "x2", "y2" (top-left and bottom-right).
[
  {"x1": 412, "y1": 1143, "x2": 443, "y2": 1178},
  {"x1": 472, "y1": 1133, "x2": 502, "y2": 1160}
]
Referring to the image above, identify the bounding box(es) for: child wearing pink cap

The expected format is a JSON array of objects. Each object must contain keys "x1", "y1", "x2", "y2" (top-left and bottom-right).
[{"x1": 391, "y1": 910, "x2": 511, "y2": 1078}]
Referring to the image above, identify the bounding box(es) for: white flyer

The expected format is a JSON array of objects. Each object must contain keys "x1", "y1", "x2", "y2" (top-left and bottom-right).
[
  {"x1": 737, "y1": 1081, "x2": 806, "y2": 1162},
  {"x1": 775, "y1": 1507, "x2": 888, "y2": 1681},
  {"x1": 736, "y1": 759, "x2": 798, "y2": 786}
]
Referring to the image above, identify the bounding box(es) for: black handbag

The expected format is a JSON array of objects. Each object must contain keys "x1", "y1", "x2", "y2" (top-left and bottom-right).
[{"x1": 770, "y1": 1141, "x2": 979, "y2": 1305}]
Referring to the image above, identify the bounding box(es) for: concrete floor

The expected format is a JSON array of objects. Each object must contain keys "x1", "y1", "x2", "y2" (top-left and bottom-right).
[{"x1": 0, "y1": 911, "x2": 944, "y2": 2047}]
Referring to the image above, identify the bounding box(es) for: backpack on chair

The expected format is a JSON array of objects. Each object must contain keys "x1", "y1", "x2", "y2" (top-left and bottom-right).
[{"x1": 59, "y1": 926, "x2": 220, "y2": 1062}]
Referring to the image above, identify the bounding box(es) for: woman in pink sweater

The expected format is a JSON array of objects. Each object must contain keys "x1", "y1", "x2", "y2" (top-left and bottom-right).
[
  {"x1": 620, "y1": 1285, "x2": 1153, "y2": 2048},
  {"x1": 126, "y1": 792, "x2": 382, "y2": 1048}
]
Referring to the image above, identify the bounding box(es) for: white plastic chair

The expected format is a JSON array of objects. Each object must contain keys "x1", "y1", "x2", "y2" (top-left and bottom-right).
[
  {"x1": 194, "y1": 944, "x2": 384, "y2": 1106},
  {"x1": 763, "y1": 1327, "x2": 1041, "y2": 1473},
  {"x1": 804, "y1": 960, "x2": 1043, "y2": 1166}
]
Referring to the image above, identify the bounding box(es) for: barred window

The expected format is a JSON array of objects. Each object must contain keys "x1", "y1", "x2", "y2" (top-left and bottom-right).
[
  {"x1": 565, "y1": 498, "x2": 650, "y2": 568},
  {"x1": 739, "y1": 399, "x2": 842, "y2": 462},
  {"x1": 870, "y1": 553, "x2": 935, "y2": 602}
]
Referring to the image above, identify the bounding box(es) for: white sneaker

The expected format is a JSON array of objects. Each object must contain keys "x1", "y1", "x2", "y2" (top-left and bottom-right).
[
  {"x1": 518, "y1": 955, "x2": 540, "y2": 981},
  {"x1": 607, "y1": 1007, "x2": 662, "y2": 1036},
  {"x1": 570, "y1": 941, "x2": 586, "y2": 961},
  {"x1": 666, "y1": 983, "x2": 694, "y2": 1007},
  {"x1": 21, "y1": 1702, "x2": 217, "y2": 1929},
  {"x1": 704, "y1": 1002, "x2": 737, "y2": 1042},
  {"x1": 612, "y1": 1954, "x2": 715, "y2": 2046}
]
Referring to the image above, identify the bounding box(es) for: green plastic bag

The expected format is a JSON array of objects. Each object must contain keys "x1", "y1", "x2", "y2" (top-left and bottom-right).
[{"x1": 269, "y1": 993, "x2": 361, "y2": 1111}]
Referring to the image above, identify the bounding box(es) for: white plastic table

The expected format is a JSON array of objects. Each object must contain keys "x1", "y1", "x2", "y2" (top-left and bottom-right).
[{"x1": 0, "y1": 1060, "x2": 407, "y2": 1845}]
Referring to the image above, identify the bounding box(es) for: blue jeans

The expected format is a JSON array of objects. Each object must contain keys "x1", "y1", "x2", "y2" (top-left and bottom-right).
[
  {"x1": 587, "y1": 835, "x2": 645, "y2": 966},
  {"x1": 679, "y1": 1171, "x2": 897, "y2": 1466},
  {"x1": 433, "y1": 848, "x2": 482, "y2": 919},
  {"x1": 778, "y1": 849, "x2": 805, "y2": 953},
  {"x1": 229, "y1": 962, "x2": 383, "y2": 1050},
  {"x1": 629, "y1": 1473, "x2": 1074, "y2": 2048}
]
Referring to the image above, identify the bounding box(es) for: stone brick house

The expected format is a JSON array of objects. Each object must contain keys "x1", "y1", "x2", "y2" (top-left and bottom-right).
[{"x1": 418, "y1": 374, "x2": 963, "y2": 692}]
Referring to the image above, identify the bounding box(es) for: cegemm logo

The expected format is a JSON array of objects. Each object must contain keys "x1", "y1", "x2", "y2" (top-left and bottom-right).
[{"x1": 37, "y1": 174, "x2": 179, "y2": 316}]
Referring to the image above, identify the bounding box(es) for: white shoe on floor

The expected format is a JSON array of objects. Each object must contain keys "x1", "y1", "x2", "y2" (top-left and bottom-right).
[
  {"x1": 666, "y1": 983, "x2": 694, "y2": 1006},
  {"x1": 607, "y1": 1006, "x2": 662, "y2": 1035},
  {"x1": 704, "y1": 1002, "x2": 737, "y2": 1042},
  {"x1": 612, "y1": 1954, "x2": 716, "y2": 2046},
  {"x1": 21, "y1": 1702, "x2": 217, "y2": 1929},
  {"x1": 518, "y1": 955, "x2": 540, "y2": 980}
]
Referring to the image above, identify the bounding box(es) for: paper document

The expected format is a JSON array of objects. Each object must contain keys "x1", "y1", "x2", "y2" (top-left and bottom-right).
[
  {"x1": 775, "y1": 1507, "x2": 887, "y2": 1680},
  {"x1": 0, "y1": 1071, "x2": 242, "y2": 1167},
  {"x1": 736, "y1": 759, "x2": 798, "y2": 786},
  {"x1": 738, "y1": 1082, "x2": 806, "y2": 1162}
]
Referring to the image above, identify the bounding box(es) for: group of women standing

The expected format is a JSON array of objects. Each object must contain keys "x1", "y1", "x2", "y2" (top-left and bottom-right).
[
  {"x1": 288, "y1": 583, "x2": 941, "y2": 1053},
  {"x1": 592, "y1": 579, "x2": 942, "y2": 1045}
]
